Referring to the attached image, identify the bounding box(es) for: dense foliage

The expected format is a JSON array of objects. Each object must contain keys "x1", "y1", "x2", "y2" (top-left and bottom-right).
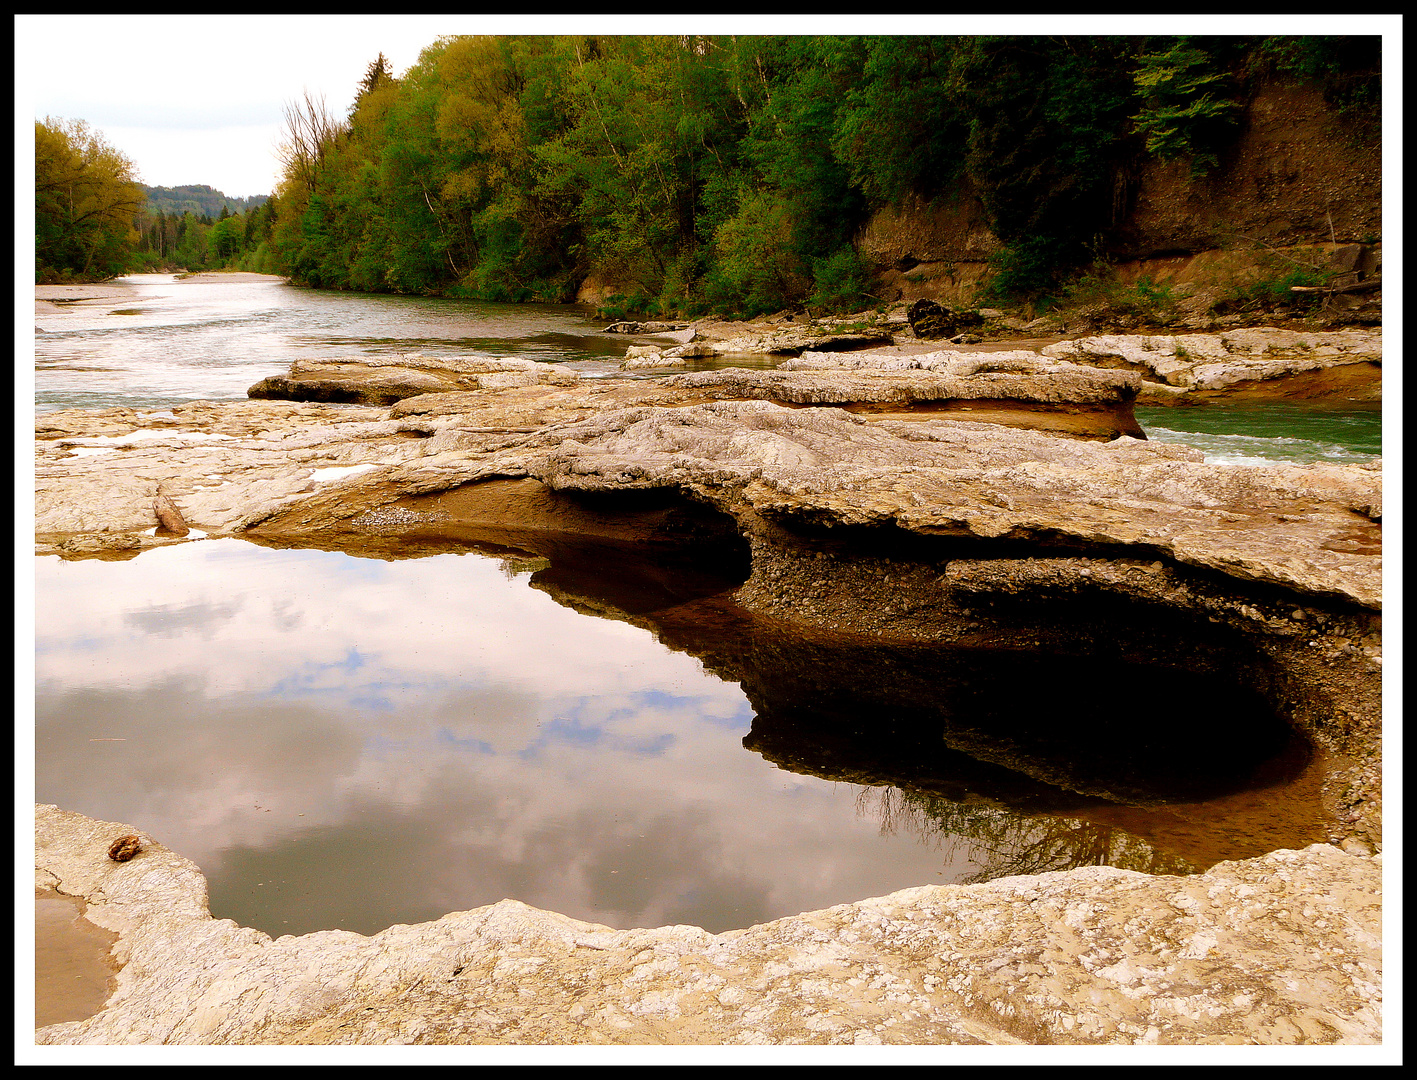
[
  {"x1": 35, "y1": 118, "x2": 145, "y2": 282},
  {"x1": 100, "y1": 34, "x2": 1373, "y2": 305},
  {"x1": 127, "y1": 194, "x2": 279, "y2": 274}
]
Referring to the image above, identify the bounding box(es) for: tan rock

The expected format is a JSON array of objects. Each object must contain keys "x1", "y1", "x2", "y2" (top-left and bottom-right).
[
  {"x1": 35, "y1": 387, "x2": 1380, "y2": 610},
  {"x1": 33, "y1": 804, "x2": 1381, "y2": 1045},
  {"x1": 1041, "y1": 329, "x2": 1381, "y2": 391},
  {"x1": 248, "y1": 355, "x2": 579, "y2": 405}
]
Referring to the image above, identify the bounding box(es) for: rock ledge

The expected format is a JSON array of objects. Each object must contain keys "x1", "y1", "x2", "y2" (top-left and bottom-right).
[{"x1": 34, "y1": 804, "x2": 1382, "y2": 1046}]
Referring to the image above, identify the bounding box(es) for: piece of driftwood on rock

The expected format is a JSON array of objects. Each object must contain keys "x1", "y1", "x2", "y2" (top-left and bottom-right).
[
  {"x1": 1290, "y1": 277, "x2": 1382, "y2": 295},
  {"x1": 153, "y1": 494, "x2": 189, "y2": 537}
]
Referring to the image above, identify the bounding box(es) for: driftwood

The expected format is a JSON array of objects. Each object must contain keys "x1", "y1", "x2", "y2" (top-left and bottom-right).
[
  {"x1": 1291, "y1": 277, "x2": 1382, "y2": 295},
  {"x1": 153, "y1": 494, "x2": 189, "y2": 536}
]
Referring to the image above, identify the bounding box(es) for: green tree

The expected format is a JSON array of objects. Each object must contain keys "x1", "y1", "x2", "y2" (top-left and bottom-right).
[
  {"x1": 832, "y1": 36, "x2": 967, "y2": 206},
  {"x1": 208, "y1": 212, "x2": 243, "y2": 263},
  {"x1": 959, "y1": 37, "x2": 1140, "y2": 299},
  {"x1": 1132, "y1": 39, "x2": 1243, "y2": 174},
  {"x1": 35, "y1": 117, "x2": 145, "y2": 281},
  {"x1": 174, "y1": 211, "x2": 208, "y2": 269}
]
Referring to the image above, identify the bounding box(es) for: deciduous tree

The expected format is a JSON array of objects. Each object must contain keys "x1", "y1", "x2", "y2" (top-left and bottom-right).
[{"x1": 35, "y1": 117, "x2": 144, "y2": 281}]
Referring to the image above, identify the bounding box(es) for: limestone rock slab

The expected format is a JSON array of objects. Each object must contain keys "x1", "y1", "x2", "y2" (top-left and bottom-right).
[
  {"x1": 33, "y1": 805, "x2": 1381, "y2": 1045},
  {"x1": 1041, "y1": 330, "x2": 1381, "y2": 390},
  {"x1": 248, "y1": 355, "x2": 580, "y2": 405},
  {"x1": 34, "y1": 391, "x2": 1380, "y2": 609}
]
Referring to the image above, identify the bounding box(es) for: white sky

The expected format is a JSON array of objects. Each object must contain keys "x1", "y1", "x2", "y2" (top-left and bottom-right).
[
  {"x1": 16, "y1": 14, "x2": 1400, "y2": 200},
  {"x1": 18, "y1": 15, "x2": 511, "y2": 198}
]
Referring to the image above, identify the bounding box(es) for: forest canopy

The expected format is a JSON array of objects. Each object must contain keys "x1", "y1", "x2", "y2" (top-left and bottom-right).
[
  {"x1": 35, "y1": 35, "x2": 1379, "y2": 302},
  {"x1": 261, "y1": 34, "x2": 1378, "y2": 313}
]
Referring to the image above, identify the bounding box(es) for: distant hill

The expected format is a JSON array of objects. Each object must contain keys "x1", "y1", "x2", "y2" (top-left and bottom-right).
[{"x1": 141, "y1": 185, "x2": 268, "y2": 219}]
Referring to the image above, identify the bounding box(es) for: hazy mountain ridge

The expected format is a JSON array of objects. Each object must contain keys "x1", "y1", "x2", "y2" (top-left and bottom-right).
[{"x1": 142, "y1": 184, "x2": 268, "y2": 219}]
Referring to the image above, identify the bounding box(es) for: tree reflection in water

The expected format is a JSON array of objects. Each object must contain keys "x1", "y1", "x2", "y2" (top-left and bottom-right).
[{"x1": 856, "y1": 786, "x2": 1197, "y2": 884}]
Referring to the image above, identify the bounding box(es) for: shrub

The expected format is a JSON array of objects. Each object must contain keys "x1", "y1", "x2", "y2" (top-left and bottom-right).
[
  {"x1": 979, "y1": 236, "x2": 1079, "y2": 304},
  {"x1": 1211, "y1": 266, "x2": 1336, "y2": 314},
  {"x1": 703, "y1": 189, "x2": 808, "y2": 317},
  {"x1": 808, "y1": 246, "x2": 874, "y2": 314}
]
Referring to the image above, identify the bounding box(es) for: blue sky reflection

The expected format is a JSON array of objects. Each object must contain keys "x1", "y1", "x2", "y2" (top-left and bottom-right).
[{"x1": 35, "y1": 540, "x2": 968, "y2": 936}]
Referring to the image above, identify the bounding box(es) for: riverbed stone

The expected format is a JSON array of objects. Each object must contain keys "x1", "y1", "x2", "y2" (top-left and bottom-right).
[
  {"x1": 662, "y1": 361, "x2": 1146, "y2": 439},
  {"x1": 33, "y1": 803, "x2": 1381, "y2": 1045},
  {"x1": 692, "y1": 325, "x2": 896, "y2": 356},
  {"x1": 248, "y1": 354, "x2": 579, "y2": 405},
  {"x1": 32, "y1": 342, "x2": 1384, "y2": 1045},
  {"x1": 1041, "y1": 329, "x2": 1381, "y2": 391},
  {"x1": 36, "y1": 382, "x2": 1380, "y2": 609},
  {"x1": 621, "y1": 346, "x2": 690, "y2": 370}
]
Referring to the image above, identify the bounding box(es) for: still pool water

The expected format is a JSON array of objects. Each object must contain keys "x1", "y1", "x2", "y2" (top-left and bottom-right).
[
  {"x1": 35, "y1": 538, "x2": 1330, "y2": 937},
  {"x1": 35, "y1": 541, "x2": 974, "y2": 935},
  {"x1": 31, "y1": 276, "x2": 1369, "y2": 937}
]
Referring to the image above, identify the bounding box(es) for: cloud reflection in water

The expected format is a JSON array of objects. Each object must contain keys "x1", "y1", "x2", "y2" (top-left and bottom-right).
[{"x1": 35, "y1": 539, "x2": 967, "y2": 936}]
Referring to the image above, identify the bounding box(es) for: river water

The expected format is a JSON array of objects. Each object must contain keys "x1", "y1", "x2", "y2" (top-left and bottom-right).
[{"x1": 31, "y1": 274, "x2": 1374, "y2": 937}]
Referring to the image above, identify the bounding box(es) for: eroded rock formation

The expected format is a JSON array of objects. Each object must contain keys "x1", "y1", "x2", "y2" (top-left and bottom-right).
[
  {"x1": 1042, "y1": 329, "x2": 1382, "y2": 400},
  {"x1": 248, "y1": 355, "x2": 581, "y2": 405},
  {"x1": 32, "y1": 344, "x2": 1384, "y2": 1044},
  {"x1": 33, "y1": 804, "x2": 1382, "y2": 1045}
]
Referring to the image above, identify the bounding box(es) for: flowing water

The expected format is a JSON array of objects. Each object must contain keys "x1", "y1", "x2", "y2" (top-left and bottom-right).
[
  {"x1": 31, "y1": 275, "x2": 1373, "y2": 941},
  {"x1": 34, "y1": 273, "x2": 633, "y2": 412},
  {"x1": 1136, "y1": 402, "x2": 1382, "y2": 467}
]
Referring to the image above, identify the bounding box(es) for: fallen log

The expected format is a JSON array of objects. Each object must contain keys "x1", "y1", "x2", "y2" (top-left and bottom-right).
[{"x1": 153, "y1": 495, "x2": 189, "y2": 536}]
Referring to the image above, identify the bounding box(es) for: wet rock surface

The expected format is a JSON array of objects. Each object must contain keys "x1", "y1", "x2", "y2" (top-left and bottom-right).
[{"x1": 34, "y1": 803, "x2": 1381, "y2": 1045}]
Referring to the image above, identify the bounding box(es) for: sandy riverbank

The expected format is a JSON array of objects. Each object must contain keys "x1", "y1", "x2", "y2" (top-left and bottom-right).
[
  {"x1": 174, "y1": 271, "x2": 287, "y2": 283},
  {"x1": 35, "y1": 283, "x2": 140, "y2": 312},
  {"x1": 35, "y1": 272, "x2": 288, "y2": 319}
]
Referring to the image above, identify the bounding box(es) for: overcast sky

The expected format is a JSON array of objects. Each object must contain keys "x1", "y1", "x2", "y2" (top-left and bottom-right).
[
  {"x1": 19, "y1": 15, "x2": 513, "y2": 198},
  {"x1": 17, "y1": 15, "x2": 1395, "y2": 201}
]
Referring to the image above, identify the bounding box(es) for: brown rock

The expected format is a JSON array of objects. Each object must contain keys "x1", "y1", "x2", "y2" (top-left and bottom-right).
[{"x1": 107, "y1": 835, "x2": 142, "y2": 862}]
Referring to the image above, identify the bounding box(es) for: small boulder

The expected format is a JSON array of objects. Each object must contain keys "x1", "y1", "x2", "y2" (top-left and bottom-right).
[
  {"x1": 907, "y1": 300, "x2": 984, "y2": 340},
  {"x1": 153, "y1": 495, "x2": 189, "y2": 537}
]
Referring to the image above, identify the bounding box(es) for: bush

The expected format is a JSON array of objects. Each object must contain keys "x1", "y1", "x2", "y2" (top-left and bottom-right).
[
  {"x1": 979, "y1": 235, "x2": 1080, "y2": 304},
  {"x1": 703, "y1": 190, "x2": 808, "y2": 318},
  {"x1": 594, "y1": 293, "x2": 657, "y2": 322},
  {"x1": 1057, "y1": 268, "x2": 1179, "y2": 323},
  {"x1": 1213, "y1": 266, "x2": 1335, "y2": 314},
  {"x1": 808, "y1": 246, "x2": 874, "y2": 313}
]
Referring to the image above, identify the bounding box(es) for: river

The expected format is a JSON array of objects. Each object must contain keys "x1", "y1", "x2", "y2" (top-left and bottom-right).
[{"x1": 31, "y1": 273, "x2": 1374, "y2": 938}]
